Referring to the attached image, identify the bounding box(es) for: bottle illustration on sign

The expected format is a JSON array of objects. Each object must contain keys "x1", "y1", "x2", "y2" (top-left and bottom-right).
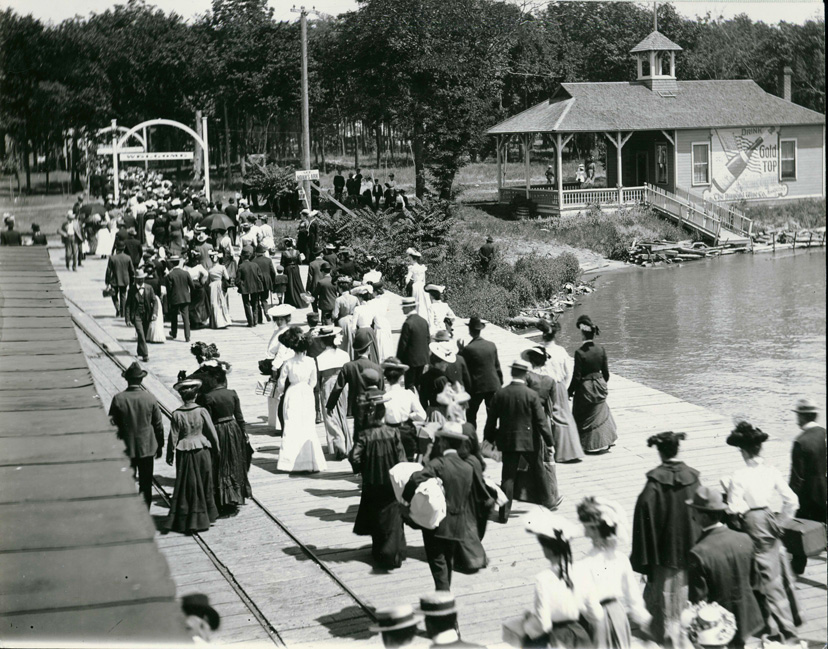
[{"x1": 713, "y1": 137, "x2": 763, "y2": 193}]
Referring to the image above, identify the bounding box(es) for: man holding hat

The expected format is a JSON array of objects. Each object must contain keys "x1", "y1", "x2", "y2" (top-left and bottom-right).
[
  {"x1": 403, "y1": 423, "x2": 493, "y2": 591},
  {"x1": 105, "y1": 239, "x2": 135, "y2": 317},
  {"x1": 418, "y1": 592, "x2": 483, "y2": 647},
  {"x1": 458, "y1": 316, "x2": 502, "y2": 428},
  {"x1": 686, "y1": 485, "x2": 764, "y2": 646},
  {"x1": 484, "y1": 359, "x2": 559, "y2": 523},
  {"x1": 1, "y1": 213, "x2": 22, "y2": 246},
  {"x1": 789, "y1": 397, "x2": 826, "y2": 574},
  {"x1": 125, "y1": 269, "x2": 157, "y2": 362},
  {"x1": 397, "y1": 297, "x2": 430, "y2": 391},
  {"x1": 108, "y1": 362, "x2": 164, "y2": 508}
]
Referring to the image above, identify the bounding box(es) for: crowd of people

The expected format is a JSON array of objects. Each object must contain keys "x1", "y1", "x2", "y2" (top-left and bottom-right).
[{"x1": 51, "y1": 170, "x2": 823, "y2": 649}]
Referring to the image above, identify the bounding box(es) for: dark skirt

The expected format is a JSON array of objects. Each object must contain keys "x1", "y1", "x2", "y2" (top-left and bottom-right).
[
  {"x1": 515, "y1": 444, "x2": 556, "y2": 505},
  {"x1": 525, "y1": 620, "x2": 592, "y2": 649},
  {"x1": 284, "y1": 265, "x2": 305, "y2": 308},
  {"x1": 214, "y1": 419, "x2": 252, "y2": 508},
  {"x1": 356, "y1": 326, "x2": 379, "y2": 365},
  {"x1": 224, "y1": 258, "x2": 237, "y2": 285},
  {"x1": 190, "y1": 283, "x2": 211, "y2": 328},
  {"x1": 354, "y1": 482, "x2": 407, "y2": 569},
  {"x1": 572, "y1": 376, "x2": 617, "y2": 452},
  {"x1": 166, "y1": 447, "x2": 219, "y2": 534}
]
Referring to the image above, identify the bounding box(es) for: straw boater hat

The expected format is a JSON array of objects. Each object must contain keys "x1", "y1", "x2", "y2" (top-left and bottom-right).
[
  {"x1": 680, "y1": 602, "x2": 737, "y2": 647},
  {"x1": 134, "y1": 269, "x2": 147, "y2": 280},
  {"x1": 369, "y1": 605, "x2": 421, "y2": 633},
  {"x1": 325, "y1": 243, "x2": 337, "y2": 251},
  {"x1": 510, "y1": 359, "x2": 531, "y2": 373},
  {"x1": 122, "y1": 362, "x2": 147, "y2": 381},
  {"x1": 312, "y1": 325, "x2": 341, "y2": 339},
  {"x1": 400, "y1": 297, "x2": 417, "y2": 309},
  {"x1": 424, "y1": 284, "x2": 445, "y2": 294},
  {"x1": 381, "y1": 356, "x2": 409, "y2": 372},
  {"x1": 429, "y1": 342, "x2": 456, "y2": 364},
  {"x1": 793, "y1": 398, "x2": 819, "y2": 414},
  {"x1": 416, "y1": 592, "x2": 458, "y2": 617},
  {"x1": 267, "y1": 304, "x2": 294, "y2": 319},
  {"x1": 405, "y1": 247, "x2": 422, "y2": 258}
]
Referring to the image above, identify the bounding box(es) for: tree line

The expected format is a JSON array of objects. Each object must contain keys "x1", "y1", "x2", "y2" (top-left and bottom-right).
[{"x1": 0, "y1": 0, "x2": 824, "y2": 197}]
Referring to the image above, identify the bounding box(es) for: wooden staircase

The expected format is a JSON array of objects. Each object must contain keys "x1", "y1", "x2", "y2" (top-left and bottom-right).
[{"x1": 642, "y1": 183, "x2": 753, "y2": 245}]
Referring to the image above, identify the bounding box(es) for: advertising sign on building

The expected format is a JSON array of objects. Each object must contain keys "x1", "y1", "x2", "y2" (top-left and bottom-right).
[{"x1": 704, "y1": 126, "x2": 788, "y2": 202}]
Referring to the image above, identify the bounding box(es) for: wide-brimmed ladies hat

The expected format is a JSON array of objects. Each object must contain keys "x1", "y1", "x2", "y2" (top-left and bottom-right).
[
  {"x1": 122, "y1": 361, "x2": 147, "y2": 381},
  {"x1": 324, "y1": 243, "x2": 337, "y2": 251},
  {"x1": 521, "y1": 346, "x2": 550, "y2": 365},
  {"x1": 525, "y1": 510, "x2": 579, "y2": 543},
  {"x1": 424, "y1": 284, "x2": 445, "y2": 294},
  {"x1": 312, "y1": 325, "x2": 341, "y2": 339},
  {"x1": 336, "y1": 275, "x2": 353, "y2": 286},
  {"x1": 267, "y1": 304, "x2": 295, "y2": 319},
  {"x1": 381, "y1": 356, "x2": 409, "y2": 371},
  {"x1": 680, "y1": 602, "x2": 736, "y2": 647},
  {"x1": 369, "y1": 605, "x2": 421, "y2": 633},
  {"x1": 576, "y1": 314, "x2": 599, "y2": 335},
  {"x1": 429, "y1": 342, "x2": 456, "y2": 364},
  {"x1": 405, "y1": 247, "x2": 421, "y2": 257},
  {"x1": 436, "y1": 422, "x2": 467, "y2": 440},
  {"x1": 726, "y1": 420, "x2": 768, "y2": 449},
  {"x1": 174, "y1": 378, "x2": 202, "y2": 393}
]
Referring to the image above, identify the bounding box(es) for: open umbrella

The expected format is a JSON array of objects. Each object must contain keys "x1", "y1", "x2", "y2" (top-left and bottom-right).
[
  {"x1": 201, "y1": 212, "x2": 234, "y2": 231},
  {"x1": 80, "y1": 203, "x2": 107, "y2": 216}
]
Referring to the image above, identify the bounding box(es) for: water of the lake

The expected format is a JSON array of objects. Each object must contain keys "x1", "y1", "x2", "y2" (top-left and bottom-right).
[{"x1": 553, "y1": 248, "x2": 826, "y2": 443}]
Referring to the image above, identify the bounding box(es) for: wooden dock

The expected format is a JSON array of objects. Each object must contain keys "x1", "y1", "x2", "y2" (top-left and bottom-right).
[{"x1": 49, "y1": 246, "x2": 826, "y2": 648}]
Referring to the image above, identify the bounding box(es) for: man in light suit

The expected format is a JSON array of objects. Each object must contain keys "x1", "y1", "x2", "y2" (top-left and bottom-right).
[
  {"x1": 484, "y1": 360, "x2": 560, "y2": 523},
  {"x1": 396, "y1": 297, "x2": 430, "y2": 391},
  {"x1": 789, "y1": 398, "x2": 827, "y2": 574},
  {"x1": 124, "y1": 270, "x2": 157, "y2": 362},
  {"x1": 458, "y1": 316, "x2": 502, "y2": 428},
  {"x1": 59, "y1": 210, "x2": 86, "y2": 271}
]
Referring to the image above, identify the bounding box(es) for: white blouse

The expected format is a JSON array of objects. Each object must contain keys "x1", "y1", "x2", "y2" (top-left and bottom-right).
[
  {"x1": 384, "y1": 384, "x2": 426, "y2": 425},
  {"x1": 429, "y1": 301, "x2": 456, "y2": 333},
  {"x1": 406, "y1": 263, "x2": 427, "y2": 284},
  {"x1": 353, "y1": 302, "x2": 376, "y2": 329},
  {"x1": 542, "y1": 341, "x2": 574, "y2": 385},
  {"x1": 725, "y1": 457, "x2": 799, "y2": 519},
  {"x1": 575, "y1": 547, "x2": 651, "y2": 627},
  {"x1": 316, "y1": 347, "x2": 349, "y2": 373},
  {"x1": 362, "y1": 269, "x2": 382, "y2": 285},
  {"x1": 524, "y1": 569, "x2": 601, "y2": 639}
]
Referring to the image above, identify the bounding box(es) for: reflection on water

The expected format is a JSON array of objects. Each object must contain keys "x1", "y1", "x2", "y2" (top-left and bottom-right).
[{"x1": 554, "y1": 248, "x2": 826, "y2": 442}]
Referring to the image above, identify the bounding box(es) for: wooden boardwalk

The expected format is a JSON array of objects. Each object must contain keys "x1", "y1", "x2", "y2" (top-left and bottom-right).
[{"x1": 50, "y1": 246, "x2": 826, "y2": 648}]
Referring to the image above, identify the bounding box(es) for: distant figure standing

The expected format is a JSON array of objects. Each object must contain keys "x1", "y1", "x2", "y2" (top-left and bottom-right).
[
  {"x1": 1, "y1": 214, "x2": 22, "y2": 245},
  {"x1": 568, "y1": 315, "x2": 617, "y2": 453},
  {"x1": 405, "y1": 248, "x2": 429, "y2": 317},
  {"x1": 545, "y1": 164, "x2": 555, "y2": 185},
  {"x1": 109, "y1": 362, "x2": 164, "y2": 508},
  {"x1": 686, "y1": 485, "x2": 764, "y2": 646},
  {"x1": 346, "y1": 172, "x2": 358, "y2": 198},
  {"x1": 59, "y1": 211, "x2": 85, "y2": 270},
  {"x1": 575, "y1": 164, "x2": 587, "y2": 187},
  {"x1": 478, "y1": 236, "x2": 495, "y2": 272},
  {"x1": 788, "y1": 398, "x2": 827, "y2": 574},
  {"x1": 631, "y1": 432, "x2": 700, "y2": 647},
  {"x1": 30, "y1": 223, "x2": 47, "y2": 245},
  {"x1": 333, "y1": 168, "x2": 346, "y2": 202},
  {"x1": 584, "y1": 156, "x2": 596, "y2": 187}
]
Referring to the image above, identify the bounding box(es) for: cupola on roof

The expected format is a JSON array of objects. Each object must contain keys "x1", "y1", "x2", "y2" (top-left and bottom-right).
[{"x1": 630, "y1": 30, "x2": 683, "y2": 53}]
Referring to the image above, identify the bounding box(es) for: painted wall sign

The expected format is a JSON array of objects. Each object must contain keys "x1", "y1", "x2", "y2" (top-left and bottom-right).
[
  {"x1": 120, "y1": 151, "x2": 194, "y2": 161},
  {"x1": 704, "y1": 126, "x2": 788, "y2": 202}
]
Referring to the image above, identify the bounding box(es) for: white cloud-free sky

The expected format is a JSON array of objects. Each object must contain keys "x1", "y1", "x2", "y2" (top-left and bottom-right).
[{"x1": 1, "y1": 0, "x2": 823, "y2": 25}]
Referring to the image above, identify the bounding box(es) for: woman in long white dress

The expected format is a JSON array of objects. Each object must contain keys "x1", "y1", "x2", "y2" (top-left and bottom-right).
[
  {"x1": 425, "y1": 284, "x2": 456, "y2": 336},
  {"x1": 265, "y1": 306, "x2": 295, "y2": 431},
  {"x1": 273, "y1": 327, "x2": 327, "y2": 473},
  {"x1": 371, "y1": 283, "x2": 394, "y2": 364},
  {"x1": 95, "y1": 215, "x2": 115, "y2": 258},
  {"x1": 405, "y1": 248, "x2": 430, "y2": 319},
  {"x1": 207, "y1": 252, "x2": 231, "y2": 329}
]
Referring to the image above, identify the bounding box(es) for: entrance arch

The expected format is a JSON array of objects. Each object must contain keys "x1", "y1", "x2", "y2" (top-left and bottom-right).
[
  {"x1": 96, "y1": 125, "x2": 146, "y2": 148},
  {"x1": 110, "y1": 117, "x2": 210, "y2": 203}
]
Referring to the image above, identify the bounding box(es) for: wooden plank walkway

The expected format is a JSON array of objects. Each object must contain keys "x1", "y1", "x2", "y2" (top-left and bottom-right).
[
  {"x1": 50, "y1": 246, "x2": 826, "y2": 648},
  {"x1": 0, "y1": 247, "x2": 190, "y2": 646}
]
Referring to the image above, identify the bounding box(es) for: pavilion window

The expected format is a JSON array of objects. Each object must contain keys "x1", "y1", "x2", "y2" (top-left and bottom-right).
[
  {"x1": 780, "y1": 139, "x2": 797, "y2": 180},
  {"x1": 692, "y1": 142, "x2": 710, "y2": 185}
]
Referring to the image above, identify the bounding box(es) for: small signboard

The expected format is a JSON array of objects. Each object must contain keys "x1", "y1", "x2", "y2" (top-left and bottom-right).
[
  {"x1": 120, "y1": 151, "x2": 194, "y2": 162},
  {"x1": 297, "y1": 188, "x2": 306, "y2": 199},
  {"x1": 295, "y1": 169, "x2": 320, "y2": 181},
  {"x1": 97, "y1": 145, "x2": 144, "y2": 155}
]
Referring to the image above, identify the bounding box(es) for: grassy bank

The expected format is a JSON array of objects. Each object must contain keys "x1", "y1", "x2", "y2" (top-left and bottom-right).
[{"x1": 741, "y1": 198, "x2": 826, "y2": 231}]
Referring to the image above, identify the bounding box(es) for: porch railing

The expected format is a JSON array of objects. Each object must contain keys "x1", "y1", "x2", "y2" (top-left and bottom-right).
[{"x1": 499, "y1": 185, "x2": 645, "y2": 208}]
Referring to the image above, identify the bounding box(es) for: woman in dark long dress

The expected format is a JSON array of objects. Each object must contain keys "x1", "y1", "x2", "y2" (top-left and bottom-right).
[
  {"x1": 199, "y1": 365, "x2": 252, "y2": 514},
  {"x1": 166, "y1": 379, "x2": 220, "y2": 534},
  {"x1": 281, "y1": 237, "x2": 305, "y2": 308},
  {"x1": 631, "y1": 432, "x2": 700, "y2": 648},
  {"x1": 568, "y1": 315, "x2": 617, "y2": 453},
  {"x1": 349, "y1": 388, "x2": 408, "y2": 569},
  {"x1": 185, "y1": 251, "x2": 211, "y2": 329}
]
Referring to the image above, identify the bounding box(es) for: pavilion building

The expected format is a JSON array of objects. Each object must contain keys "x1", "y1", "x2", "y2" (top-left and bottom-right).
[{"x1": 487, "y1": 30, "x2": 826, "y2": 218}]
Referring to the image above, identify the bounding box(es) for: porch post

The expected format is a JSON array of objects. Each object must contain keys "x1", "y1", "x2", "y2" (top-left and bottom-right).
[
  {"x1": 202, "y1": 115, "x2": 211, "y2": 203},
  {"x1": 524, "y1": 133, "x2": 531, "y2": 199},
  {"x1": 555, "y1": 133, "x2": 564, "y2": 207},
  {"x1": 496, "y1": 135, "x2": 502, "y2": 194},
  {"x1": 111, "y1": 119, "x2": 119, "y2": 205},
  {"x1": 616, "y1": 130, "x2": 623, "y2": 204}
]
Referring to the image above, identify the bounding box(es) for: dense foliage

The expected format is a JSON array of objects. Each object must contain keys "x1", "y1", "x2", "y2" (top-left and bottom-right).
[{"x1": 1, "y1": 1, "x2": 824, "y2": 195}]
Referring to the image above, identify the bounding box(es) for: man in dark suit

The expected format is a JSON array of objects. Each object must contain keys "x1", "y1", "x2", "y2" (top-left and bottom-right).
[
  {"x1": 789, "y1": 398, "x2": 827, "y2": 574},
  {"x1": 124, "y1": 270, "x2": 157, "y2": 362},
  {"x1": 105, "y1": 240, "x2": 135, "y2": 317},
  {"x1": 403, "y1": 425, "x2": 493, "y2": 591},
  {"x1": 478, "y1": 236, "x2": 495, "y2": 272},
  {"x1": 333, "y1": 169, "x2": 346, "y2": 202},
  {"x1": 253, "y1": 245, "x2": 277, "y2": 324},
  {"x1": 346, "y1": 172, "x2": 358, "y2": 198},
  {"x1": 165, "y1": 256, "x2": 194, "y2": 341},
  {"x1": 124, "y1": 228, "x2": 143, "y2": 268},
  {"x1": 327, "y1": 331, "x2": 384, "y2": 441},
  {"x1": 335, "y1": 248, "x2": 358, "y2": 280},
  {"x1": 484, "y1": 360, "x2": 559, "y2": 522},
  {"x1": 458, "y1": 316, "x2": 502, "y2": 427},
  {"x1": 687, "y1": 486, "x2": 764, "y2": 647},
  {"x1": 305, "y1": 246, "x2": 325, "y2": 305},
  {"x1": 108, "y1": 362, "x2": 164, "y2": 508},
  {"x1": 313, "y1": 262, "x2": 338, "y2": 325},
  {"x1": 397, "y1": 297, "x2": 430, "y2": 391},
  {"x1": 322, "y1": 243, "x2": 339, "y2": 274},
  {"x1": 224, "y1": 197, "x2": 238, "y2": 243},
  {"x1": 237, "y1": 249, "x2": 264, "y2": 327}
]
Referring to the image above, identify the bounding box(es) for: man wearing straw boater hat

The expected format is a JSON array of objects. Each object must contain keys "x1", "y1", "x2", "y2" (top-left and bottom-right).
[
  {"x1": 788, "y1": 397, "x2": 826, "y2": 574},
  {"x1": 686, "y1": 485, "x2": 764, "y2": 646},
  {"x1": 484, "y1": 359, "x2": 560, "y2": 524},
  {"x1": 125, "y1": 269, "x2": 157, "y2": 362},
  {"x1": 417, "y1": 591, "x2": 483, "y2": 647},
  {"x1": 370, "y1": 604, "x2": 421, "y2": 648},
  {"x1": 108, "y1": 362, "x2": 164, "y2": 508},
  {"x1": 397, "y1": 296, "x2": 430, "y2": 391}
]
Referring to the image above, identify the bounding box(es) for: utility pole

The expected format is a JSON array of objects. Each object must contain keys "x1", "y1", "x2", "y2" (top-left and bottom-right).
[
  {"x1": 653, "y1": 1, "x2": 658, "y2": 31},
  {"x1": 291, "y1": 5, "x2": 316, "y2": 209}
]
